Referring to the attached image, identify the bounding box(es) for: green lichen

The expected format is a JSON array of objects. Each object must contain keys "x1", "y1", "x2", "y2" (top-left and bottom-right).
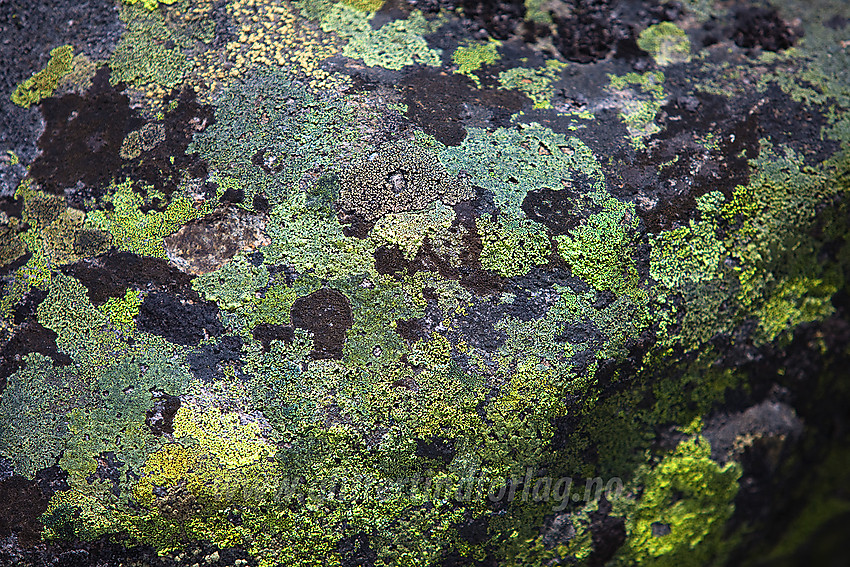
[
  {"x1": 608, "y1": 71, "x2": 666, "y2": 148},
  {"x1": 192, "y1": 255, "x2": 270, "y2": 311},
  {"x1": 298, "y1": 0, "x2": 442, "y2": 70},
  {"x1": 556, "y1": 199, "x2": 641, "y2": 296},
  {"x1": 11, "y1": 45, "x2": 73, "y2": 108},
  {"x1": 499, "y1": 60, "x2": 567, "y2": 109},
  {"x1": 190, "y1": 69, "x2": 356, "y2": 202},
  {"x1": 110, "y1": 4, "x2": 192, "y2": 92},
  {"x1": 637, "y1": 22, "x2": 691, "y2": 66},
  {"x1": 452, "y1": 42, "x2": 500, "y2": 86},
  {"x1": 478, "y1": 214, "x2": 551, "y2": 278},
  {"x1": 440, "y1": 123, "x2": 606, "y2": 216}
]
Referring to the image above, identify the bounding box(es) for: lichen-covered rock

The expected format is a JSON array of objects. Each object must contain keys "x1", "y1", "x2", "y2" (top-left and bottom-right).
[{"x1": 0, "y1": 1, "x2": 849, "y2": 566}]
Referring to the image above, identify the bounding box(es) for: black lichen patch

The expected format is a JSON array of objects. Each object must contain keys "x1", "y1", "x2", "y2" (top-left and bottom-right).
[
  {"x1": 34, "y1": 465, "x2": 70, "y2": 501},
  {"x1": 0, "y1": 322, "x2": 72, "y2": 393},
  {"x1": 609, "y1": 92, "x2": 759, "y2": 232},
  {"x1": 415, "y1": 436, "x2": 456, "y2": 464},
  {"x1": 731, "y1": 5, "x2": 799, "y2": 52},
  {"x1": 186, "y1": 335, "x2": 244, "y2": 382},
  {"x1": 336, "y1": 533, "x2": 377, "y2": 567},
  {"x1": 0, "y1": 475, "x2": 50, "y2": 547},
  {"x1": 252, "y1": 323, "x2": 295, "y2": 353},
  {"x1": 136, "y1": 292, "x2": 224, "y2": 346},
  {"x1": 551, "y1": 0, "x2": 680, "y2": 64},
  {"x1": 164, "y1": 206, "x2": 268, "y2": 276},
  {"x1": 399, "y1": 69, "x2": 527, "y2": 146},
  {"x1": 587, "y1": 497, "x2": 626, "y2": 566},
  {"x1": 290, "y1": 289, "x2": 353, "y2": 360},
  {"x1": 521, "y1": 173, "x2": 601, "y2": 235},
  {"x1": 0, "y1": 0, "x2": 123, "y2": 197},
  {"x1": 610, "y1": 85, "x2": 835, "y2": 232},
  {"x1": 126, "y1": 88, "x2": 214, "y2": 211},
  {"x1": 29, "y1": 67, "x2": 143, "y2": 209},
  {"x1": 60, "y1": 251, "x2": 200, "y2": 306},
  {"x1": 86, "y1": 451, "x2": 124, "y2": 497},
  {"x1": 145, "y1": 390, "x2": 182, "y2": 436}
]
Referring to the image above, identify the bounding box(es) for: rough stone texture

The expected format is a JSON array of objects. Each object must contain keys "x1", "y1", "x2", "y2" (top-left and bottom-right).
[{"x1": 0, "y1": 0, "x2": 849, "y2": 566}]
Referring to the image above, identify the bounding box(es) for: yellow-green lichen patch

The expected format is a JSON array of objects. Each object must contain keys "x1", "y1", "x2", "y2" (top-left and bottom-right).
[
  {"x1": 123, "y1": 0, "x2": 177, "y2": 10},
  {"x1": 11, "y1": 45, "x2": 74, "y2": 108},
  {"x1": 83, "y1": 181, "x2": 211, "y2": 258},
  {"x1": 452, "y1": 41, "x2": 500, "y2": 86},
  {"x1": 613, "y1": 434, "x2": 741, "y2": 567},
  {"x1": 556, "y1": 199, "x2": 641, "y2": 296},
  {"x1": 637, "y1": 22, "x2": 691, "y2": 66},
  {"x1": 478, "y1": 214, "x2": 551, "y2": 278}
]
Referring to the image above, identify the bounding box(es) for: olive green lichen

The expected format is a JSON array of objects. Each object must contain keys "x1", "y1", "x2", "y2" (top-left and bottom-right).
[
  {"x1": 338, "y1": 139, "x2": 475, "y2": 222},
  {"x1": 11, "y1": 45, "x2": 74, "y2": 108}
]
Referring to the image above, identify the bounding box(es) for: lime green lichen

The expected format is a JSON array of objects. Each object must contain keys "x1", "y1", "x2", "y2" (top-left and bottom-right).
[
  {"x1": 83, "y1": 182, "x2": 210, "y2": 258},
  {"x1": 478, "y1": 214, "x2": 551, "y2": 278},
  {"x1": 341, "y1": 0, "x2": 386, "y2": 10},
  {"x1": 298, "y1": 0, "x2": 442, "y2": 70},
  {"x1": 11, "y1": 45, "x2": 73, "y2": 108},
  {"x1": 637, "y1": 22, "x2": 691, "y2": 66},
  {"x1": 499, "y1": 60, "x2": 567, "y2": 109},
  {"x1": 614, "y1": 435, "x2": 741, "y2": 567},
  {"x1": 453, "y1": 42, "x2": 500, "y2": 86},
  {"x1": 608, "y1": 71, "x2": 667, "y2": 148},
  {"x1": 98, "y1": 289, "x2": 142, "y2": 335},
  {"x1": 524, "y1": 0, "x2": 553, "y2": 24},
  {"x1": 556, "y1": 200, "x2": 640, "y2": 296}
]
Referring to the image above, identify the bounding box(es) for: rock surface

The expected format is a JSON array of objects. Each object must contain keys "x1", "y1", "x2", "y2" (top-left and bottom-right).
[{"x1": 0, "y1": 0, "x2": 849, "y2": 566}]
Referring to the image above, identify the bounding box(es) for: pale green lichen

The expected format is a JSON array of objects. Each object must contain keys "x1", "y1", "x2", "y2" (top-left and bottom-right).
[
  {"x1": 298, "y1": 0, "x2": 442, "y2": 70},
  {"x1": 637, "y1": 22, "x2": 691, "y2": 66},
  {"x1": 608, "y1": 71, "x2": 667, "y2": 148},
  {"x1": 499, "y1": 60, "x2": 567, "y2": 109}
]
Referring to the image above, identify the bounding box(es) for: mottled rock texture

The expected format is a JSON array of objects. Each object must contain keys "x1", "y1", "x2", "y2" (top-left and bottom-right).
[{"x1": 0, "y1": 0, "x2": 849, "y2": 566}]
